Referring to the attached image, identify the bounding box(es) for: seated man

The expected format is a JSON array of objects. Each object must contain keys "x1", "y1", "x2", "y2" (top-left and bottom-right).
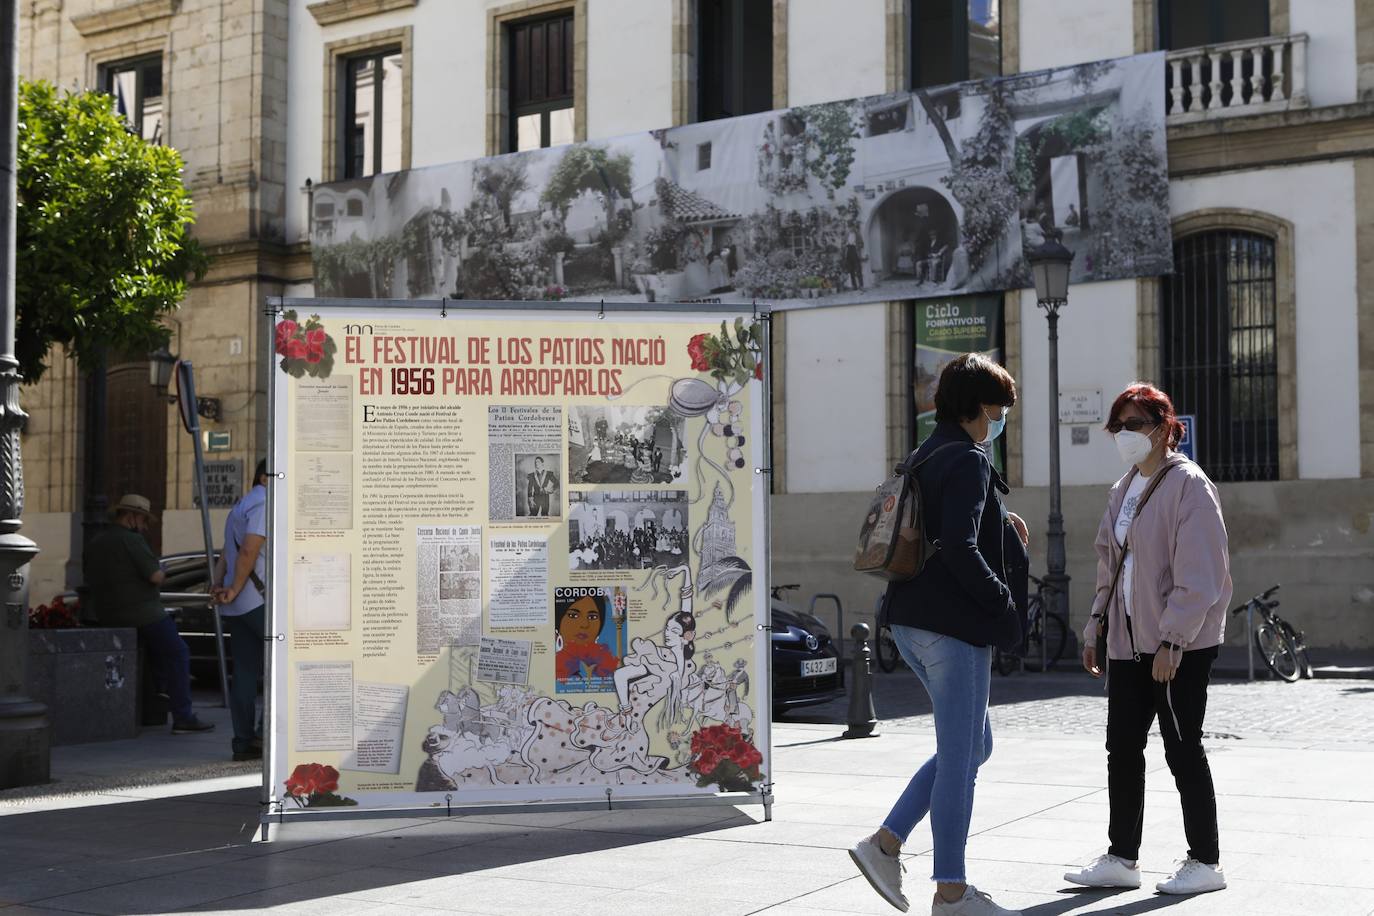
[{"x1": 87, "y1": 494, "x2": 214, "y2": 734}]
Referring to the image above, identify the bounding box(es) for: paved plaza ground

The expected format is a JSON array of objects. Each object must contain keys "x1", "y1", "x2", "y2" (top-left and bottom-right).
[{"x1": 1, "y1": 672, "x2": 1371, "y2": 915}]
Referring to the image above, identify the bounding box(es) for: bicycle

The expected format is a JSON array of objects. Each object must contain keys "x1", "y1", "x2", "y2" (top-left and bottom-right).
[
  {"x1": 993, "y1": 574, "x2": 1069, "y2": 675},
  {"x1": 1232, "y1": 584, "x2": 1312, "y2": 682}
]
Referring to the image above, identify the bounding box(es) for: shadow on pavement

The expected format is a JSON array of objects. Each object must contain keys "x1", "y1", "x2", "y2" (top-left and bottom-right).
[
  {"x1": 1021, "y1": 888, "x2": 1191, "y2": 915},
  {"x1": 0, "y1": 786, "x2": 754, "y2": 913}
]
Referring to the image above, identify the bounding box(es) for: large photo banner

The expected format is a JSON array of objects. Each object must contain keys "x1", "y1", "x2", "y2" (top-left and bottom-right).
[
  {"x1": 310, "y1": 53, "x2": 1169, "y2": 310},
  {"x1": 269, "y1": 303, "x2": 770, "y2": 814}
]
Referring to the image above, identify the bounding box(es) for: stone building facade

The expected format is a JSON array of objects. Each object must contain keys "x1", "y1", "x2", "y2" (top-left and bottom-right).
[
  {"x1": 280, "y1": 0, "x2": 1373, "y2": 648},
  {"x1": 17, "y1": 0, "x2": 310, "y2": 599}
]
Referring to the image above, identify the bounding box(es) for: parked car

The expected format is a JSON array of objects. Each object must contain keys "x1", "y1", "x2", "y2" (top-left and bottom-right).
[{"x1": 770, "y1": 588, "x2": 845, "y2": 713}]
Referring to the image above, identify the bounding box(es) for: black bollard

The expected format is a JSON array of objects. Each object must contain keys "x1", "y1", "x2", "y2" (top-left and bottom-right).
[{"x1": 842, "y1": 622, "x2": 879, "y2": 739}]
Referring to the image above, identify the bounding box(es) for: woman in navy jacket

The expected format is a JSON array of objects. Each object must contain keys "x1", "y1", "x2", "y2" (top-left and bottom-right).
[{"x1": 849, "y1": 353, "x2": 1028, "y2": 916}]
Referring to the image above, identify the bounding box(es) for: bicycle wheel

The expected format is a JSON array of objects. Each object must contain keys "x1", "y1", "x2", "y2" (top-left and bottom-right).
[
  {"x1": 1255, "y1": 622, "x2": 1301, "y2": 682},
  {"x1": 876, "y1": 625, "x2": 903, "y2": 673},
  {"x1": 1278, "y1": 620, "x2": 1314, "y2": 679}
]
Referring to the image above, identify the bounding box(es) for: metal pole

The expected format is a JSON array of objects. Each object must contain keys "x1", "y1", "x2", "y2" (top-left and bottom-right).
[
  {"x1": 177, "y1": 361, "x2": 231, "y2": 708},
  {"x1": 0, "y1": 0, "x2": 50, "y2": 788},
  {"x1": 1043, "y1": 303, "x2": 1071, "y2": 645}
]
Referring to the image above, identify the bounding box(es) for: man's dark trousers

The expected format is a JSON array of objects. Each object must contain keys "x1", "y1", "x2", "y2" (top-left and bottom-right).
[
  {"x1": 225, "y1": 604, "x2": 266, "y2": 753},
  {"x1": 139, "y1": 615, "x2": 195, "y2": 723}
]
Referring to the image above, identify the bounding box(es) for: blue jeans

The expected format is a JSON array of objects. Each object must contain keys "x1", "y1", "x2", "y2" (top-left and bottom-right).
[
  {"x1": 224, "y1": 605, "x2": 265, "y2": 752},
  {"x1": 881, "y1": 625, "x2": 994, "y2": 883},
  {"x1": 138, "y1": 615, "x2": 194, "y2": 723}
]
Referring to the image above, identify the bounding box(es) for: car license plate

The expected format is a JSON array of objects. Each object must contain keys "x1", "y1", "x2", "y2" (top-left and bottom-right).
[{"x1": 801, "y1": 657, "x2": 837, "y2": 677}]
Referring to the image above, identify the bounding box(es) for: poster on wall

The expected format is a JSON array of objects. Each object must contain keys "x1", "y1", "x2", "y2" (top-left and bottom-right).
[
  {"x1": 309, "y1": 52, "x2": 1169, "y2": 311},
  {"x1": 914, "y1": 294, "x2": 1005, "y2": 472},
  {"x1": 268, "y1": 302, "x2": 770, "y2": 815}
]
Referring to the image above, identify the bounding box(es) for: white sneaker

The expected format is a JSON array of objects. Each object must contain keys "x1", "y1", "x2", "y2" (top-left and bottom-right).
[
  {"x1": 1063, "y1": 853, "x2": 1142, "y2": 888},
  {"x1": 849, "y1": 836, "x2": 909, "y2": 912},
  {"x1": 1155, "y1": 858, "x2": 1226, "y2": 895},
  {"x1": 931, "y1": 885, "x2": 1022, "y2": 916}
]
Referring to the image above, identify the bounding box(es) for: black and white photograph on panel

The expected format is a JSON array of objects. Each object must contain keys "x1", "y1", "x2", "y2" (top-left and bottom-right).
[
  {"x1": 514, "y1": 452, "x2": 562, "y2": 519},
  {"x1": 568, "y1": 490, "x2": 689, "y2": 571},
  {"x1": 567, "y1": 404, "x2": 687, "y2": 485}
]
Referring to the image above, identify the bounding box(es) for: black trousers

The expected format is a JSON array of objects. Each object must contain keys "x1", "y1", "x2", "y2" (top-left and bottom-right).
[{"x1": 1106, "y1": 645, "x2": 1220, "y2": 864}]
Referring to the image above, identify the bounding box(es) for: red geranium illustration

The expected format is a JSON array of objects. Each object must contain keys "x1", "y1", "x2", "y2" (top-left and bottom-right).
[
  {"x1": 283, "y1": 762, "x2": 355, "y2": 808},
  {"x1": 275, "y1": 310, "x2": 338, "y2": 380},
  {"x1": 688, "y1": 724, "x2": 763, "y2": 792},
  {"x1": 274, "y1": 319, "x2": 299, "y2": 354},
  {"x1": 285, "y1": 762, "x2": 338, "y2": 797}
]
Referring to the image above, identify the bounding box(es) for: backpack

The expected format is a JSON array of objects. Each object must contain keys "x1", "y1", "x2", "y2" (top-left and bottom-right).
[{"x1": 853, "y1": 442, "x2": 960, "y2": 582}]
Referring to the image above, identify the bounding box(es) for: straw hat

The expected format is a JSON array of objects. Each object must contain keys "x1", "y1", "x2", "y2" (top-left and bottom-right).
[{"x1": 111, "y1": 494, "x2": 154, "y2": 518}]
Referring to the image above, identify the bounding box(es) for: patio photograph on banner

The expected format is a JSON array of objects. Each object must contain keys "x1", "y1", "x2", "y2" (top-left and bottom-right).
[{"x1": 310, "y1": 52, "x2": 1170, "y2": 309}]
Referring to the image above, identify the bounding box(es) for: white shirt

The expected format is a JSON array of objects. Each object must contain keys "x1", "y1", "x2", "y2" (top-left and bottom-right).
[{"x1": 1114, "y1": 471, "x2": 1151, "y2": 618}]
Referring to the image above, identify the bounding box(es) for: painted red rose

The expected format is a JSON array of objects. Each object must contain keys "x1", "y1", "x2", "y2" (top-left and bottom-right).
[
  {"x1": 687, "y1": 333, "x2": 711, "y2": 372},
  {"x1": 305, "y1": 328, "x2": 326, "y2": 348},
  {"x1": 274, "y1": 320, "x2": 299, "y2": 355},
  {"x1": 305, "y1": 342, "x2": 324, "y2": 364},
  {"x1": 285, "y1": 338, "x2": 308, "y2": 360},
  {"x1": 754, "y1": 360, "x2": 763, "y2": 381}
]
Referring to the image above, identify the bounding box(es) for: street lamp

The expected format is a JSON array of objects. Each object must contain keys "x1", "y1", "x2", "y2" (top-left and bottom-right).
[
  {"x1": 148, "y1": 346, "x2": 221, "y2": 421},
  {"x1": 1026, "y1": 239, "x2": 1075, "y2": 666},
  {"x1": 149, "y1": 344, "x2": 177, "y2": 392}
]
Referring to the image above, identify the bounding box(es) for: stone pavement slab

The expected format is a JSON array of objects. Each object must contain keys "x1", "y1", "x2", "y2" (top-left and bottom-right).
[{"x1": 3, "y1": 676, "x2": 1372, "y2": 915}]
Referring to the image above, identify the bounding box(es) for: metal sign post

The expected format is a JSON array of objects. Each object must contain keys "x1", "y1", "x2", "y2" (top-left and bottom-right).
[{"x1": 175, "y1": 360, "x2": 231, "y2": 708}]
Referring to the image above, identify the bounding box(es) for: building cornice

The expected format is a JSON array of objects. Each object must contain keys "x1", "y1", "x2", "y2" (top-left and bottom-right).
[
  {"x1": 70, "y1": 0, "x2": 178, "y2": 36},
  {"x1": 196, "y1": 240, "x2": 314, "y2": 288},
  {"x1": 307, "y1": 0, "x2": 417, "y2": 27},
  {"x1": 1167, "y1": 101, "x2": 1374, "y2": 177}
]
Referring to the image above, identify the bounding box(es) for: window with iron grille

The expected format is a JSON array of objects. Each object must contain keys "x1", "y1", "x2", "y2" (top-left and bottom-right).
[
  {"x1": 508, "y1": 13, "x2": 575, "y2": 152},
  {"x1": 102, "y1": 55, "x2": 163, "y2": 144},
  {"x1": 1162, "y1": 230, "x2": 1279, "y2": 481},
  {"x1": 341, "y1": 48, "x2": 403, "y2": 180}
]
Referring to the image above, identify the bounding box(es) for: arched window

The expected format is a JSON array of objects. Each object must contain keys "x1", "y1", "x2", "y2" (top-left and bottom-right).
[{"x1": 1162, "y1": 230, "x2": 1279, "y2": 481}]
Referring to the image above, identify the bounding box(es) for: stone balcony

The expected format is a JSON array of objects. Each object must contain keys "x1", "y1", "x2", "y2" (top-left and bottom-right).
[{"x1": 1166, "y1": 33, "x2": 1309, "y2": 124}]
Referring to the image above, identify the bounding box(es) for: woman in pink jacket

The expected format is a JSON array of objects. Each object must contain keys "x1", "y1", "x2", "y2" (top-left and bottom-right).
[{"x1": 1064, "y1": 383, "x2": 1232, "y2": 897}]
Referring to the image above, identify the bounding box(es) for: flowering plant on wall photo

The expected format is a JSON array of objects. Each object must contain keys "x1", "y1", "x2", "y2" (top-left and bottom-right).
[
  {"x1": 283, "y1": 763, "x2": 357, "y2": 807},
  {"x1": 275, "y1": 310, "x2": 337, "y2": 379}
]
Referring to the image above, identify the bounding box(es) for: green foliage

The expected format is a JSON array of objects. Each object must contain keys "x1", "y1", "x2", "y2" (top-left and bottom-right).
[
  {"x1": 540, "y1": 145, "x2": 634, "y2": 220},
  {"x1": 16, "y1": 79, "x2": 206, "y2": 382},
  {"x1": 794, "y1": 101, "x2": 860, "y2": 191},
  {"x1": 941, "y1": 86, "x2": 1020, "y2": 272}
]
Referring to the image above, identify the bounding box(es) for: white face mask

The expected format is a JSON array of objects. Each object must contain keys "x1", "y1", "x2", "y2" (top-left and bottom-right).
[{"x1": 1114, "y1": 429, "x2": 1157, "y2": 465}]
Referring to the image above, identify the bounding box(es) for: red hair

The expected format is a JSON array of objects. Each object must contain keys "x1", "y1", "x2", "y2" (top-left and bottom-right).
[{"x1": 1107, "y1": 383, "x2": 1185, "y2": 448}]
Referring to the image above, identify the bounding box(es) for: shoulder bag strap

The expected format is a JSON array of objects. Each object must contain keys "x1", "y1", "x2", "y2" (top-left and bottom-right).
[
  {"x1": 232, "y1": 529, "x2": 267, "y2": 595},
  {"x1": 1093, "y1": 464, "x2": 1174, "y2": 623}
]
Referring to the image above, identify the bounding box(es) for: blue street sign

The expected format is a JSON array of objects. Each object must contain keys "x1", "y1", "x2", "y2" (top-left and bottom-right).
[{"x1": 1177, "y1": 414, "x2": 1196, "y2": 460}]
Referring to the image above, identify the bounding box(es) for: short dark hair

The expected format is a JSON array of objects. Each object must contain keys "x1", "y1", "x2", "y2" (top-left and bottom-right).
[
  {"x1": 254, "y1": 458, "x2": 269, "y2": 485},
  {"x1": 933, "y1": 353, "x2": 1017, "y2": 424}
]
